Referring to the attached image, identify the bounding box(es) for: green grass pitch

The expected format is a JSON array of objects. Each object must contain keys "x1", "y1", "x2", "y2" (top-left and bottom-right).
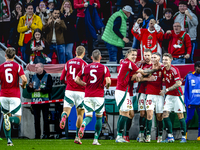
[{"x1": 0, "y1": 139, "x2": 200, "y2": 150}]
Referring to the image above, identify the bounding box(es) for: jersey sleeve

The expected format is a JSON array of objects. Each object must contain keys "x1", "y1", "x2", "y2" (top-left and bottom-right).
[
  {"x1": 77, "y1": 67, "x2": 85, "y2": 78},
  {"x1": 130, "y1": 62, "x2": 139, "y2": 73},
  {"x1": 60, "y1": 64, "x2": 67, "y2": 82},
  {"x1": 184, "y1": 74, "x2": 189, "y2": 106},
  {"x1": 104, "y1": 66, "x2": 111, "y2": 78},
  {"x1": 18, "y1": 65, "x2": 25, "y2": 76},
  {"x1": 173, "y1": 67, "x2": 181, "y2": 81}
]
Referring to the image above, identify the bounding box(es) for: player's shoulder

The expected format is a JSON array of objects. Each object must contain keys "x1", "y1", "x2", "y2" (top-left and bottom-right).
[{"x1": 170, "y1": 65, "x2": 179, "y2": 75}]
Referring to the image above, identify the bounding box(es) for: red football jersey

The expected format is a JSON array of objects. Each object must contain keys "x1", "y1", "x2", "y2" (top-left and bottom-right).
[
  {"x1": 162, "y1": 65, "x2": 183, "y2": 96},
  {"x1": 60, "y1": 58, "x2": 87, "y2": 92},
  {"x1": 116, "y1": 58, "x2": 139, "y2": 92},
  {"x1": 137, "y1": 63, "x2": 152, "y2": 94},
  {"x1": 145, "y1": 67, "x2": 163, "y2": 95},
  {"x1": 0, "y1": 61, "x2": 25, "y2": 98},
  {"x1": 77, "y1": 62, "x2": 111, "y2": 97}
]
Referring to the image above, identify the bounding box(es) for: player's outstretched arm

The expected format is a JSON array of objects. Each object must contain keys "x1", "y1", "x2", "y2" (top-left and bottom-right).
[
  {"x1": 20, "y1": 75, "x2": 28, "y2": 89},
  {"x1": 75, "y1": 76, "x2": 86, "y2": 86},
  {"x1": 160, "y1": 80, "x2": 182, "y2": 96},
  {"x1": 105, "y1": 77, "x2": 111, "y2": 89}
]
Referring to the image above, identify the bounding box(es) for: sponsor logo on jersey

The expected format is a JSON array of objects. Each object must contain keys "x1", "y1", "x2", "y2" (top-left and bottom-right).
[{"x1": 191, "y1": 79, "x2": 195, "y2": 86}]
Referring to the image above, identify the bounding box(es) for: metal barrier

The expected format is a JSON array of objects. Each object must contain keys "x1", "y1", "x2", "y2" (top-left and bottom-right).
[{"x1": 0, "y1": 42, "x2": 27, "y2": 69}]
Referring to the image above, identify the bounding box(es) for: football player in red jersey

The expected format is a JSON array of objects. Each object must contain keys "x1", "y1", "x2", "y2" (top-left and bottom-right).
[
  {"x1": 160, "y1": 53, "x2": 186, "y2": 143},
  {"x1": 144, "y1": 52, "x2": 164, "y2": 143},
  {"x1": 60, "y1": 46, "x2": 87, "y2": 144},
  {"x1": 75, "y1": 50, "x2": 111, "y2": 145},
  {"x1": 136, "y1": 49, "x2": 152, "y2": 142},
  {"x1": 0, "y1": 48, "x2": 27, "y2": 146}
]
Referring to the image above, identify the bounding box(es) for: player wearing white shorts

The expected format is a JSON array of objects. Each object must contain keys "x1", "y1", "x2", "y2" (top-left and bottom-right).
[
  {"x1": 136, "y1": 49, "x2": 152, "y2": 142},
  {"x1": 160, "y1": 53, "x2": 186, "y2": 143},
  {"x1": 0, "y1": 48, "x2": 27, "y2": 146},
  {"x1": 75, "y1": 50, "x2": 111, "y2": 145},
  {"x1": 60, "y1": 46, "x2": 87, "y2": 145},
  {"x1": 144, "y1": 52, "x2": 164, "y2": 143}
]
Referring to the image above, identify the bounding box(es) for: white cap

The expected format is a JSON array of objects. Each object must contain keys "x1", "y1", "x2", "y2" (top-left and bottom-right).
[
  {"x1": 48, "y1": 0, "x2": 54, "y2": 3},
  {"x1": 123, "y1": 5, "x2": 134, "y2": 15}
]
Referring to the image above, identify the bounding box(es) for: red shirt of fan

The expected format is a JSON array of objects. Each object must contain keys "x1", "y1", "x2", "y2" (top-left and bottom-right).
[
  {"x1": 60, "y1": 58, "x2": 87, "y2": 92},
  {"x1": 137, "y1": 63, "x2": 152, "y2": 94},
  {"x1": 77, "y1": 62, "x2": 110, "y2": 97},
  {"x1": 145, "y1": 66, "x2": 164, "y2": 95},
  {"x1": 162, "y1": 65, "x2": 183, "y2": 96},
  {"x1": 0, "y1": 61, "x2": 25, "y2": 98},
  {"x1": 116, "y1": 58, "x2": 139, "y2": 92}
]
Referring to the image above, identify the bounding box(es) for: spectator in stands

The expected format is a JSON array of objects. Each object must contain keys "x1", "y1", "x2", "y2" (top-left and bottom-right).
[
  {"x1": 43, "y1": 8, "x2": 67, "y2": 64},
  {"x1": 22, "y1": 0, "x2": 39, "y2": 12},
  {"x1": 47, "y1": 0, "x2": 55, "y2": 13},
  {"x1": 0, "y1": 0, "x2": 11, "y2": 47},
  {"x1": 9, "y1": 2, "x2": 24, "y2": 56},
  {"x1": 102, "y1": 5, "x2": 133, "y2": 63},
  {"x1": 36, "y1": 1, "x2": 49, "y2": 25},
  {"x1": 158, "y1": 8, "x2": 174, "y2": 53},
  {"x1": 174, "y1": 1, "x2": 198, "y2": 63},
  {"x1": 138, "y1": 0, "x2": 156, "y2": 19},
  {"x1": 153, "y1": 0, "x2": 178, "y2": 20},
  {"x1": 61, "y1": 0, "x2": 78, "y2": 61},
  {"x1": 27, "y1": 63, "x2": 53, "y2": 139},
  {"x1": 164, "y1": 22, "x2": 192, "y2": 64},
  {"x1": 26, "y1": 28, "x2": 51, "y2": 64},
  {"x1": 17, "y1": 3, "x2": 43, "y2": 63},
  {"x1": 132, "y1": 18, "x2": 164, "y2": 59},
  {"x1": 132, "y1": 8, "x2": 155, "y2": 49},
  {"x1": 188, "y1": 0, "x2": 200, "y2": 49},
  {"x1": 74, "y1": 0, "x2": 100, "y2": 60}
]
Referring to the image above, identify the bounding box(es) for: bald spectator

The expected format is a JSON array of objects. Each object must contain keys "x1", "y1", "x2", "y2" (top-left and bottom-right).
[{"x1": 164, "y1": 22, "x2": 192, "y2": 64}]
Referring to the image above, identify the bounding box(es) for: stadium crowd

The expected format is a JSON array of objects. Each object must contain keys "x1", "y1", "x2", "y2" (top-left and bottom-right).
[{"x1": 0, "y1": 0, "x2": 200, "y2": 64}]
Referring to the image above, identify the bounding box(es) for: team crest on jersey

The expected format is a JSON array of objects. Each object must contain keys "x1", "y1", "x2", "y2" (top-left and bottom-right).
[
  {"x1": 164, "y1": 71, "x2": 166, "y2": 74},
  {"x1": 159, "y1": 71, "x2": 161, "y2": 77},
  {"x1": 147, "y1": 106, "x2": 149, "y2": 109},
  {"x1": 169, "y1": 74, "x2": 171, "y2": 79},
  {"x1": 140, "y1": 106, "x2": 143, "y2": 109}
]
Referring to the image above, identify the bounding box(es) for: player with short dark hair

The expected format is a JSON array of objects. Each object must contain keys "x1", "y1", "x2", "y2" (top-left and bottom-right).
[
  {"x1": 160, "y1": 53, "x2": 186, "y2": 143},
  {"x1": 60, "y1": 46, "x2": 87, "y2": 144},
  {"x1": 0, "y1": 48, "x2": 27, "y2": 146},
  {"x1": 75, "y1": 50, "x2": 111, "y2": 145}
]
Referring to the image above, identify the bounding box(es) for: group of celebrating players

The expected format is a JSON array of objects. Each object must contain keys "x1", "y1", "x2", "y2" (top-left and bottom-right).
[{"x1": 0, "y1": 46, "x2": 186, "y2": 146}]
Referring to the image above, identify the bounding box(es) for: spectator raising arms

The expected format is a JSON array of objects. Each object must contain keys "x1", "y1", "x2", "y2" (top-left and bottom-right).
[
  {"x1": 36, "y1": 1, "x2": 49, "y2": 25},
  {"x1": 132, "y1": 18, "x2": 164, "y2": 59},
  {"x1": 9, "y1": 2, "x2": 24, "y2": 56},
  {"x1": 26, "y1": 28, "x2": 51, "y2": 64},
  {"x1": 43, "y1": 8, "x2": 67, "y2": 64},
  {"x1": 17, "y1": 3, "x2": 43, "y2": 63},
  {"x1": 61, "y1": 0, "x2": 79, "y2": 61}
]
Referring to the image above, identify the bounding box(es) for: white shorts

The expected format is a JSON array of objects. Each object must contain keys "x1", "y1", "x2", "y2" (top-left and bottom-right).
[
  {"x1": 0, "y1": 97, "x2": 22, "y2": 116},
  {"x1": 83, "y1": 97, "x2": 105, "y2": 115},
  {"x1": 163, "y1": 95, "x2": 186, "y2": 113},
  {"x1": 115, "y1": 90, "x2": 133, "y2": 112},
  {"x1": 146, "y1": 94, "x2": 164, "y2": 113},
  {"x1": 138, "y1": 93, "x2": 146, "y2": 111},
  {"x1": 64, "y1": 90, "x2": 84, "y2": 109}
]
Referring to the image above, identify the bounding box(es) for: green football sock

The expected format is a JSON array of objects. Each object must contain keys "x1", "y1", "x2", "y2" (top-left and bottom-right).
[
  {"x1": 179, "y1": 118, "x2": 186, "y2": 136},
  {"x1": 124, "y1": 118, "x2": 132, "y2": 136},
  {"x1": 76, "y1": 127, "x2": 79, "y2": 137},
  {"x1": 117, "y1": 115, "x2": 122, "y2": 135},
  {"x1": 146, "y1": 119, "x2": 152, "y2": 135},
  {"x1": 94, "y1": 117, "x2": 102, "y2": 139},
  {"x1": 158, "y1": 120, "x2": 163, "y2": 136},
  {"x1": 61, "y1": 112, "x2": 67, "y2": 118},
  {"x1": 9, "y1": 116, "x2": 20, "y2": 125},
  {"x1": 139, "y1": 117, "x2": 145, "y2": 133},
  {"x1": 3, "y1": 121, "x2": 11, "y2": 141},
  {"x1": 164, "y1": 117, "x2": 173, "y2": 134},
  {"x1": 82, "y1": 116, "x2": 92, "y2": 126},
  {"x1": 117, "y1": 116, "x2": 128, "y2": 136}
]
